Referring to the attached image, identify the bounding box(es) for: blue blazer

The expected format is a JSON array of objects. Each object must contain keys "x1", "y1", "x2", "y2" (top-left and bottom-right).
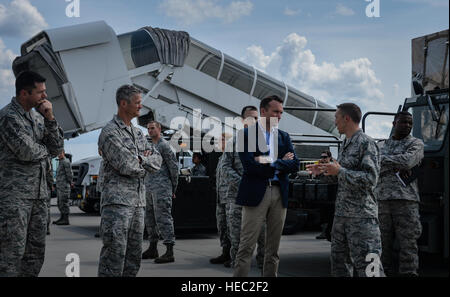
[{"x1": 236, "y1": 125, "x2": 299, "y2": 208}]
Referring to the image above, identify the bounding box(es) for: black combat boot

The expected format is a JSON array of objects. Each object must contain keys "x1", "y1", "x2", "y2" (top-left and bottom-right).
[
  {"x1": 210, "y1": 246, "x2": 230, "y2": 264},
  {"x1": 142, "y1": 241, "x2": 159, "y2": 259},
  {"x1": 154, "y1": 244, "x2": 175, "y2": 264},
  {"x1": 55, "y1": 214, "x2": 69, "y2": 225}
]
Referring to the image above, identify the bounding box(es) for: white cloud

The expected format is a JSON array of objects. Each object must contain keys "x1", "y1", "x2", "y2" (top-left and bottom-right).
[
  {"x1": 0, "y1": 0, "x2": 48, "y2": 37},
  {"x1": 0, "y1": 38, "x2": 17, "y2": 108},
  {"x1": 365, "y1": 119, "x2": 393, "y2": 139},
  {"x1": 0, "y1": 39, "x2": 16, "y2": 67},
  {"x1": 243, "y1": 33, "x2": 386, "y2": 114},
  {"x1": 0, "y1": 68, "x2": 14, "y2": 89},
  {"x1": 159, "y1": 0, "x2": 253, "y2": 25},
  {"x1": 0, "y1": 39, "x2": 14, "y2": 60},
  {"x1": 335, "y1": 3, "x2": 355, "y2": 16},
  {"x1": 0, "y1": 68, "x2": 15, "y2": 108},
  {"x1": 284, "y1": 7, "x2": 301, "y2": 16}
]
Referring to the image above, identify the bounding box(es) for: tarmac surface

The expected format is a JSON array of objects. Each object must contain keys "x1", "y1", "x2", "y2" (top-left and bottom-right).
[{"x1": 41, "y1": 203, "x2": 448, "y2": 277}]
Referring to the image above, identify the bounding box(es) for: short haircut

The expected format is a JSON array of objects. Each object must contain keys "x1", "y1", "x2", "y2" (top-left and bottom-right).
[
  {"x1": 116, "y1": 84, "x2": 140, "y2": 106},
  {"x1": 336, "y1": 103, "x2": 362, "y2": 124},
  {"x1": 147, "y1": 120, "x2": 161, "y2": 129},
  {"x1": 193, "y1": 152, "x2": 202, "y2": 160},
  {"x1": 394, "y1": 111, "x2": 412, "y2": 121},
  {"x1": 260, "y1": 95, "x2": 283, "y2": 111},
  {"x1": 321, "y1": 150, "x2": 332, "y2": 158},
  {"x1": 240, "y1": 105, "x2": 258, "y2": 118},
  {"x1": 15, "y1": 71, "x2": 46, "y2": 96}
]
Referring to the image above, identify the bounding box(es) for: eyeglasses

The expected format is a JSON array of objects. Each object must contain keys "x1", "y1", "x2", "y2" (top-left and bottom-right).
[{"x1": 320, "y1": 155, "x2": 328, "y2": 159}]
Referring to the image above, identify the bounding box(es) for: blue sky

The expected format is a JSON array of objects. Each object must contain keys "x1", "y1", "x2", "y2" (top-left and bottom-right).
[{"x1": 1, "y1": 0, "x2": 448, "y2": 161}]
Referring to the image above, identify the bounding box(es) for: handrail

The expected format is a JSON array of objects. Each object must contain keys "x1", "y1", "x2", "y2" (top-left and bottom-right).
[
  {"x1": 361, "y1": 112, "x2": 396, "y2": 132},
  {"x1": 284, "y1": 107, "x2": 337, "y2": 112}
]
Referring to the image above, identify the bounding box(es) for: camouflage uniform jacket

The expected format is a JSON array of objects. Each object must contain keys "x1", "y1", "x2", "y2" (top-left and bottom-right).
[
  {"x1": 56, "y1": 157, "x2": 73, "y2": 189},
  {"x1": 98, "y1": 115, "x2": 162, "y2": 208},
  {"x1": 216, "y1": 153, "x2": 228, "y2": 204},
  {"x1": 223, "y1": 136, "x2": 243, "y2": 202},
  {"x1": 0, "y1": 97, "x2": 64, "y2": 200},
  {"x1": 375, "y1": 135, "x2": 424, "y2": 202},
  {"x1": 192, "y1": 163, "x2": 207, "y2": 176},
  {"x1": 335, "y1": 129, "x2": 380, "y2": 218},
  {"x1": 144, "y1": 137, "x2": 179, "y2": 193}
]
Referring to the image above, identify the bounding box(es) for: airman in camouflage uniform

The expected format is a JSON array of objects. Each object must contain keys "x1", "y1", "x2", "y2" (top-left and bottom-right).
[
  {"x1": 45, "y1": 157, "x2": 54, "y2": 235},
  {"x1": 224, "y1": 142, "x2": 266, "y2": 269},
  {"x1": 53, "y1": 151, "x2": 73, "y2": 225},
  {"x1": 210, "y1": 149, "x2": 232, "y2": 265},
  {"x1": 375, "y1": 111, "x2": 424, "y2": 276},
  {"x1": 97, "y1": 85, "x2": 162, "y2": 277},
  {"x1": 191, "y1": 153, "x2": 207, "y2": 176},
  {"x1": 143, "y1": 121, "x2": 179, "y2": 264},
  {"x1": 0, "y1": 71, "x2": 64, "y2": 277},
  {"x1": 223, "y1": 106, "x2": 266, "y2": 269},
  {"x1": 310, "y1": 103, "x2": 384, "y2": 277}
]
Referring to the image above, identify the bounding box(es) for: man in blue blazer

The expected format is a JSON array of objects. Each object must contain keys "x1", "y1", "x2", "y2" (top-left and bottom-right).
[{"x1": 233, "y1": 95, "x2": 300, "y2": 277}]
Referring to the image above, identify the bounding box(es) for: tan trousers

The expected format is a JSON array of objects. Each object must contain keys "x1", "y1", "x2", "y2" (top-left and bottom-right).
[{"x1": 233, "y1": 185, "x2": 287, "y2": 277}]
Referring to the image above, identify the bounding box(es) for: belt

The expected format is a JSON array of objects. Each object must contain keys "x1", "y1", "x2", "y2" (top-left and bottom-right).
[{"x1": 268, "y1": 180, "x2": 280, "y2": 187}]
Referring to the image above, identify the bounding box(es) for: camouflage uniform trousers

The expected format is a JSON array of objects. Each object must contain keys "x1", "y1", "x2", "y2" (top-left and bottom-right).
[
  {"x1": 216, "y1": 202, "x2": 231, "y2": 250},
  {"x1": 0, "y1": 199, "x2": 47, "y2": 277},
  {"x1": 56, "y1": 185, "x2": 71, "y2": 216},
  {"x1": 331, "y1": 217, "x2": 384, "y2": 277},
  {"x1": 98, "y1": 205, "x2": 145, "y2": 277},
  {"x1": 145, "y1": 188, "x2": 175, "y2": 245},
  {"x1": 378, "y1": 200, "x2": 422, "y2": 276},
  {"x1": 227, "y1": 202, "x2": 265, "y2": 268}
]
